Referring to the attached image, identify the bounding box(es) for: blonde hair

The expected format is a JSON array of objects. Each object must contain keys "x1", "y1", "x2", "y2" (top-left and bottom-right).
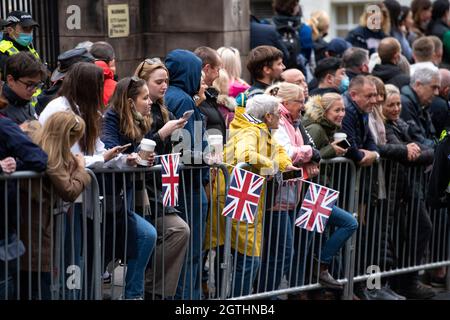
[
  {"x1": 134, "y1": 59, "x2": 170, "y2": 124},
  {"x1": 359, "y1": 2, "x2": 391, "y2": 35},
  {"x1": 217, "y1": 47, "x2": 243, "y2": 82},
  {"x1": 307, "y1": 10, "x2": 330, "y2": 41},
  {"x1": 213, "y1": 69, "x2": 230, "y2": 96},
  {"x1": 265, "y1": 82, "x2": 303, "y2": 102},
  {"x1": 384, "y1": 84, "x2": 400, "y2": 100},
  {"x1": 305, "y1": 93, "x2": 342, "y2": 122},
  {"x1": 34, "y1": 112, "x2": 86, "y2": 171}
]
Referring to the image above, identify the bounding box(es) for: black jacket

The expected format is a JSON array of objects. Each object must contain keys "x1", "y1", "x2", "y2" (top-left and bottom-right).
[
  {"x1": 430, "y1": 96, "x2": 450, "y2": 137},
  {"x1": 0, "y1": 115, "x2": 48, "y2": 239},
  {"x1": 400, "y1": 85, "x2": 437, "y2": 148},
  {"x1": 346, "y1": 26, "x2": 386, "y2": 55},
  {"x1": 371, "y1": 63, "x2": 410, "y2": 90},
  {"x1": 0, "y1": 84, "x2": 37, "y2": 124},
  {"x1": 250, "y1": 15, "x2": 289, "y2": 62},
  {"x1": 309, "y1": 87, "x2": 339, "y2": 97},
  {"x1": 198, "y1": 88, "x2": 227, "y2": 144},
  {"x1": 427, "y1": 131, "x2": 450, "y2": 208},
  {"x1": 342, "y1": 93, "x2": 378, "y2": 163}
]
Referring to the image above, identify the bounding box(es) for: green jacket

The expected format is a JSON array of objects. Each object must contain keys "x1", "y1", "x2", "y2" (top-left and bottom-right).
[{"x1": 303, "y1": 115, "x2": 340, "y2": 160}]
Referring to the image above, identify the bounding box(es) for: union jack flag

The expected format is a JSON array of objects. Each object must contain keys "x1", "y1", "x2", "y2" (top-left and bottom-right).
[
  {"x1": 222, "y1": 167, "x2": 265, "y2": 224},
  {"x1": 295, "y1": 184, "x2": 339, "y2": 233},
  {"x1": 161, "y1": 154, "x2": 180, "y2": 207}
]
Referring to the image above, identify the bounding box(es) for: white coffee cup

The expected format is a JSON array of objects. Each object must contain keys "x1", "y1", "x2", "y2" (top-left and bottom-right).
[
  {"x1": 138, "y1": 139, "x2": 156, "y2": 165},
  {"x1": 207, "y1": 135, "x2": 224, "y2": 164},
  {"x1": 333, "y1": 132, "x2": 347, "y2": 142},
  {"x1": 140, "y1": 138, "x2": 156, "y2": 152}
]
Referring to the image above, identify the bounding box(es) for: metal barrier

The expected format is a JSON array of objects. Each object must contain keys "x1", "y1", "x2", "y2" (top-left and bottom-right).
[
  {"x1": 2, "y1": 157, "x2": 449, "y2": 300},
  {"x1": 0, "y1": 169, "x2": 101, "y2": 300},
  {"x1": 349, "y1": 158, "x2": 450, "y2": 298},
  {"x1": 225, "y1": 158, "x2": 357, "y2": 300},
  {"x1": 91, "y1": 164, "x2": 230, "y2": 301}
]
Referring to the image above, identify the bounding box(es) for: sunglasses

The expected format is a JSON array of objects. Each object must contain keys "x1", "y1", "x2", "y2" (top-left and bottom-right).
[{"x1": 137, "y1": 57, "x2": 163, "y2": 78}]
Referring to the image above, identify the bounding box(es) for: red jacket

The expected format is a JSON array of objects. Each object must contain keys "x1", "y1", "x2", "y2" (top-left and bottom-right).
[{"x1": 95, "y1": 61, "x2": 117, "y2": 107}]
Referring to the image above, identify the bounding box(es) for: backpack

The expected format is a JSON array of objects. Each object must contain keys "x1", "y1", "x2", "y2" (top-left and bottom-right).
[{"x1": 275, "y1": 23, "x2": 302, "y2": 69}]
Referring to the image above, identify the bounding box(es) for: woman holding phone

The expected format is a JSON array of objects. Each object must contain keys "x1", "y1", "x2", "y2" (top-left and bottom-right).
[
  {"x1": 135, "y1": 58, "x2": 190, "y2": 299},
  {"x1": 102, "y1": 77, "x2": 158, "y2": 300},
  {"x1": 303, "y1": 93, "x2": 348, "y2": 159}
]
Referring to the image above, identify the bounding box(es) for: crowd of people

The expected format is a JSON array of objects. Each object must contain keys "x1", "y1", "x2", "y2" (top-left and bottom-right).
[{"x1": 1, "y1": 0, "x2": 450, "y2": 301}]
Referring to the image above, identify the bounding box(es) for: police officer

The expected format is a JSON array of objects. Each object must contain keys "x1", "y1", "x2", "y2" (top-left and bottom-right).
[
  {"x1": 0, "y1": 10, "x2": 40, "y2": 79},
  {"x1": 35, "y1": 47, "x2": 95, "y2": 115}
]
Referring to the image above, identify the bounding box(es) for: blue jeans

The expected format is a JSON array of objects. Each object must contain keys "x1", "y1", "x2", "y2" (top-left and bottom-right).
[
  {"x1": 258, "y1": 210, "x2": 293, "y2": 292},
  {"x1": 124, "y1": 212, "x2": 157, "y2": 299},
  {"x1": 215, "y1": 246, "x2": 261, "y2": 298},
  {"x1": 175, "y1": 186, "x2": 208, "y2": 300},
  {"x1": 320, "y1": 206, "x2": 358, "y2": 265},
  {"x1": 290, "y1": 206, "x2": 357, "y2": 285}
]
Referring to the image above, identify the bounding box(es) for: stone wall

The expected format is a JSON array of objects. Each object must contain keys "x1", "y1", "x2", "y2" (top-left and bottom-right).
[{"x1": 58, "y1": 0, "x2": 249, "y2": 78}]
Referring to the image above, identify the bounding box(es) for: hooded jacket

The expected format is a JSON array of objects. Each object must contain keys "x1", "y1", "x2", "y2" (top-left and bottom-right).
[
  {"x1": 371, "y1": 63, "x2": 410, "y2": 90},
  {"x1": 95, "y1": 60, "x2": 117, "y2": 106},
  {"x1": 165, "y1": 50, "x2": 208, "y2": 183}
]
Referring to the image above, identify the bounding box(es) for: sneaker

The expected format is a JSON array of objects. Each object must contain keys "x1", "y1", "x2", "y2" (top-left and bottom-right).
[
  {"x1": 364, "y1": 288, "x2": 402, "y2": 300},
  {"x1": 398, "y1": 281, "x2": 436, "y2": 300},
  {"x1": 383, "y1": 285, "x2": 406, "y2": 300}
]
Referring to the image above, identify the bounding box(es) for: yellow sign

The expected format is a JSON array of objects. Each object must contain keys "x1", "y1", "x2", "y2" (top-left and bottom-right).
[{"x1": 108, "y1": 4, "x2": 129, "y2": 38}]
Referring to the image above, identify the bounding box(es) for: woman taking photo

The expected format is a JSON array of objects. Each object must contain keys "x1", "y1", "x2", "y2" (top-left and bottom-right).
[
  {"x1": 102, "y1": 77, "x2": 159, "y2": 300},
  {"x1": 134, "y1": 58, "x2": 190, "y2": 299}
]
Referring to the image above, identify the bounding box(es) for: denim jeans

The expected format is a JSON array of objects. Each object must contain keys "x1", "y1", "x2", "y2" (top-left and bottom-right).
[
  {"x1": 64, "y1": 204, "x2": 83, "y2": 300},
  {"x1": 290, "y1": 206, "x2": 357, "y2": 286},
  {"x1": 124, "y1": 212, "x2": 157, "y2": 299},
  {"x1": 258, "y1": 210, "x2": 294, "y2": 292},
  {"x1": 216, "y1": 246, "x2": 260, "y2": 298},
  {"x1": 320, "y1": 206, "x2": 358, "y2": 265},
  {"x1": 175, "y1": 186, "x2": 208, "y2": 300}
]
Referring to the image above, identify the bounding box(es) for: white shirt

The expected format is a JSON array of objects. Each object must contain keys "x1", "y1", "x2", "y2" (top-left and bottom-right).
[{"x1": 38, "y1": 96, "x2": 111, "y2": 169}]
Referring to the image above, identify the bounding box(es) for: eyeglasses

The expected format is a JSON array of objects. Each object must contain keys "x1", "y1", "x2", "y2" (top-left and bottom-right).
[
  {"x1": 17, "y1": 79, "x2": 43, "y2": 91},
  {"x1": 137, "y1": 57, "x2": 163, "y2": 78},
  {"x1": 127, "y1": 76, "x2": 141, "y2": 92}
]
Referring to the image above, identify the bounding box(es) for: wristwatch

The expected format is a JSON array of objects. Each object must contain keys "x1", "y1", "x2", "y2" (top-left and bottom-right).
[{"x1": 193, "y1": 94, "x2": 201, "y2": 104}]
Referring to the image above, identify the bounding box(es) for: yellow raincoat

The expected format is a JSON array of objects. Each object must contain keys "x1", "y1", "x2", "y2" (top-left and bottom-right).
[{"x1": 205, "y1": 107, "x2": 292, "y2": 257}]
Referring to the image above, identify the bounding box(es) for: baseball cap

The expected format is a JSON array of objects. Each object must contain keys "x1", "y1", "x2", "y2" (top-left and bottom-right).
[
  {"x1": 51, "y1": 47, "x2": 95, "y2": 82},
  {"x1": 327, "y1": 38, "x2": 352, "y2": 57},
  {"x1": 6, "y1": 10, "x2": 39, "y2": 28}
]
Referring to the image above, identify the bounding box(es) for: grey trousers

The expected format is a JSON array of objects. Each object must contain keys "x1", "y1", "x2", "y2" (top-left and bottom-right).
[{"x1": 145, "y1": 213, "x2": 190, "y2": 297}]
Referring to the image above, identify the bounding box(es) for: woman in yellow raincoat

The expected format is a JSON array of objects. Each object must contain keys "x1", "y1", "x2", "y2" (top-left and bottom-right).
[{"x1": 205, "y1": 94, "x2": 299, "y2": 297}]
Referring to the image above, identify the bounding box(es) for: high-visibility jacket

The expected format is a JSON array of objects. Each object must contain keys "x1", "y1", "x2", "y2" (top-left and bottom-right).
[
  {"x1": 0, "y1": 40, "x2": 40, "y2": 59},
  {"x1": 0, "y1": 40, "x2": 42, "y2": 107}
]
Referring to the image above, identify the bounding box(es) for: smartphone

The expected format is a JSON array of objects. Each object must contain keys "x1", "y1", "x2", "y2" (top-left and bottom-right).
[
  {"x1": 118, "y1": 143, "x2": 132, "y2": 152},
  {"x1": 337, "y1": 139, "x2": 351, "y2": 149},
  {"x1": 282, "y1": 168, "x2": 307, "y2": 180},
  {"x1": 182, "y1": 110, "x2": 195, "y2": 120}
]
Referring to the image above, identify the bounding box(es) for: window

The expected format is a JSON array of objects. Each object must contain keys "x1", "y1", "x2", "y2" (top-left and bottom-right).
[{"x1": 333, "y1": 2, "x2": 368, "y2": 38}]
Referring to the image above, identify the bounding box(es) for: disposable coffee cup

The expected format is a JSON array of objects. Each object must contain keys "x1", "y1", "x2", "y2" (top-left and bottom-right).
[
  {"x1": 138, "y1": 139, "x2": 156, "y2": 166},
  {"x1": 207, "y1": 135, "x2": 224, "y2": 164},
  {"x1": 333, "y1": 132, "x2": 347, "y2": 142},
  {"x1": 208, "y1": 135, "x2": 223, "y2": 153}
]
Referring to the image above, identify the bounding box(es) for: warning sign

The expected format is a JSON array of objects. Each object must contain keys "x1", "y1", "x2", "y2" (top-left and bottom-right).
[{"x1": 108, "y1": 4, "x2": 129, "y2": 38}]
